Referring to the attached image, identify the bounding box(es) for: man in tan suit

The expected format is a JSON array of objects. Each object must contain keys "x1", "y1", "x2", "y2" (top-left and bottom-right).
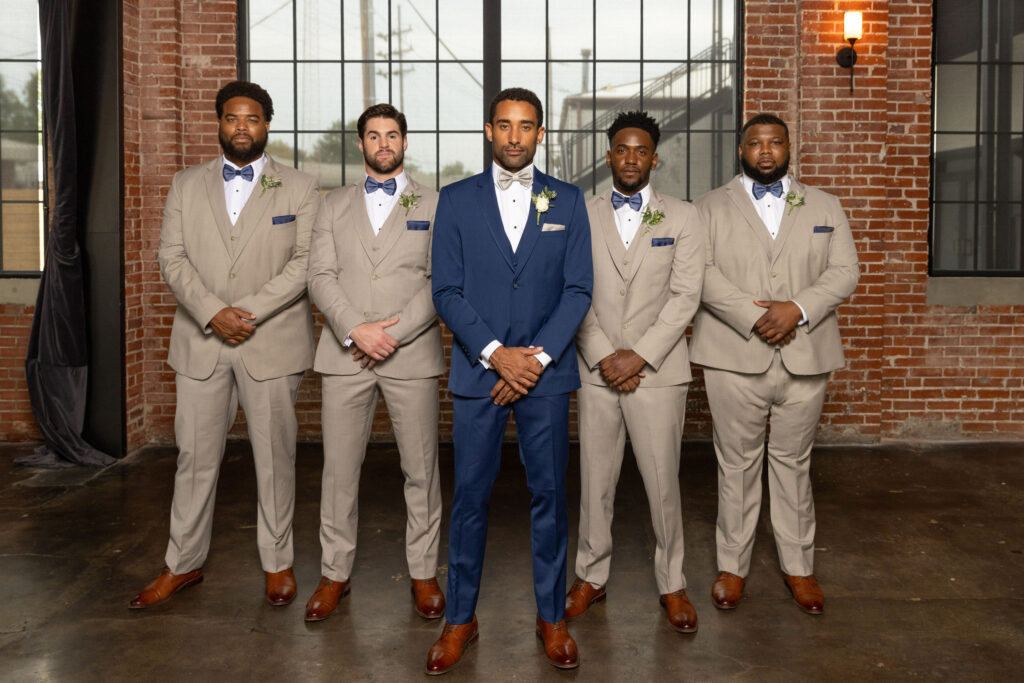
[
  {"x1": 130, "y1": 81, "x2": 319, "y2": 609},
  {"x1": 691, "y1": 113, "x2": 859, "y2": 615},
  {"x1": 305, "y1": 104, "x2": 445, "y2": 622},
  {"x1": 566, "y1": 111, "x2": 704, "y2": 633}
]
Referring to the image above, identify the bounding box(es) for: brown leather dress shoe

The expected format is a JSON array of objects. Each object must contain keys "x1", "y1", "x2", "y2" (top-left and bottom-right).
[
  {"x1": 785, "y1": 574, "x2": 824, "y2": 615},
  {"x1": 535, "y1": 616, "x2": 579, "y2": 669},
  {"x1": 128, "y1": 567, "x2": 203, "y2": 609},
  {"x1": 411, "y1": 577, "x2": 446, "y2": 619},
  {"x1": 265, "y1": 567, "x2": 297, "y2": 606},
  {"x1": 564, "y1": 577, "x2": 606, "y2": 619},
  {"x1": 659, "y1": 589, "x2": 698, "y2": 633},
  {"x1": 426, "y1": 617, "x2": 478, "y2": 675},
  {"x1": 304, "y1": 576, "x2": 351, "y2": 621},
  {"x1": 712, "y1": 571, "x2": 745, "y2": 610}
]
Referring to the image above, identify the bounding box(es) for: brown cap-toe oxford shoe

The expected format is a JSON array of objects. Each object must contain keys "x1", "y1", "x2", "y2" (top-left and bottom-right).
[
  {"x1": 535, "y1": 616, "x2": 579, "y2": 669},
  {"x1": 412, "y1": 577, "x2": 446, "y2": 619},
  {"x1": 711, "y1": 571, "x2": 745, "y2": 610},
  {"x1": 129, "y1": 567, "x2": 203, "y2": 609},
  {"x1": 565, "y1": 577, "x2": 606, "y2": 619},
  {"x1": 304, "y1": 576, "x2": 351, "y2": 621},
  {"x1": 265, "y1": 567, "x2": 297, "y2": 606},
  {"x1": 785, "y1": 574, "x2": 824, "y2": 615},
  {"x1": 426, "y1": 617, "x2": 479, "y2": 675},
  {"x1": 660, "y1": 589, "x2": 698, "y2": 633}
]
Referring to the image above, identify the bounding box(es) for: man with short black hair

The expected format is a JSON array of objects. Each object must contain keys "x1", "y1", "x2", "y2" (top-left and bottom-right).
[
  {"x1": 567, "y1": 110, "x2": 705, "y2": 633},
  {"x1": 130, "y1": 80, "x2": 319, "y2": 609},
  {"x1": 425, "y1": 87, "x2": 593, "y2": 674},
  {"x1": 691, "y1": 113, "x2": 859, "y2": 616},
  {"x1": 305, "y1": 103, "x2": 445, "y2": 623}
]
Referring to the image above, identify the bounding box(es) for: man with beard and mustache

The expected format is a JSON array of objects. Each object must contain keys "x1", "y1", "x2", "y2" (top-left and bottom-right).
[
  {"x1": 566, "y1": 111, "x2": 704, "y2": 633},
  {"x1": 425, "y1": 87, "x2": 592, "y2": 674},
  {"x1": 304, "y1": 103, "x2": 445, "y2": 622},
  {"x1": 130, "y1": 81, "x2": 319, "y2": 609},
  {"x1": 690, "y1": 113, "x2": 859, "y2": 616}
]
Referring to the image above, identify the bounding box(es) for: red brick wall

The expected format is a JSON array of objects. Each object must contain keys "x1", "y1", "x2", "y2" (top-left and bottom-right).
[{"x1": 2, "y1": 0, "x2": 1021, "y2": 446}]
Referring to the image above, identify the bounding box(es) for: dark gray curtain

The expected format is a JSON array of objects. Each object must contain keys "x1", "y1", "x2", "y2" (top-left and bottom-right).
[{"x1": 19, "y1": 0, "x2": 114, "y2": 468}]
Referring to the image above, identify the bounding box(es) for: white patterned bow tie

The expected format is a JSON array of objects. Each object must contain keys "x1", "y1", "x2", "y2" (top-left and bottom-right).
[{"x1": 496, "y1": 167, "x2": 532, "y2": 190}]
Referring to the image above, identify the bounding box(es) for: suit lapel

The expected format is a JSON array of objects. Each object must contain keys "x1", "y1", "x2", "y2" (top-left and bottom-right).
[
  {"x1": 477, "y1": 171, "x2": 515, "y2": 270},
  {"x1": 372, "y1": 176, "x2": 422, "y2": 265},
  {"x1": 510, "y1": 170, "x2": 550, "y2": 277},
  {"x1": 204, "y1": 158, "x2": 234, "y2": 253},
  {"x1": 345, "y1": 183, "x2": 379, "y2": 263},
  {"x1": 595, "y1": 190, "x2": 629, "y2": 280},
  {"x1": 232, "y1": 155, "x2": 279, "y2": 263},
  {"x1": 624, "y1": 188, "x2": 662, "y2": 284},
  {"x1": 770, "y1": 177, "x2": 802, "y2": 265},
  {"x1": 725, "y1": 175, "x2": 773, "y2": 256}
]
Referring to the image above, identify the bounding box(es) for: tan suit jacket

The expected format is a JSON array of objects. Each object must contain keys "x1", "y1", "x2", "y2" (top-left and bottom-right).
[
  {"x1": 576, "y1": 188, "x2": 705, "y2": 386},
  {"x1": 690, "y1": 175, "x2": 859, "y2": 375},
  {"x1": 308, "y1": 177, "x2": 444, "y2": 379},
  {"x1": 158, "y1": 155, "x2": 319, "y2": 381}
]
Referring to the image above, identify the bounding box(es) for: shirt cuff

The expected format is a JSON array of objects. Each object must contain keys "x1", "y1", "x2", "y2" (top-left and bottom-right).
[
  {"x1": 533, "y1": 350, "x2": 552, "y2": 368},
  {"x1": 343, "y1": 333, "x2": 354, "y2": 347},
  {"x1": 793, "y1": 300, "x2": 808, "y2": 326},
  {"x1": 479, "y1": 339, "x2": 502, "y2": 369}
]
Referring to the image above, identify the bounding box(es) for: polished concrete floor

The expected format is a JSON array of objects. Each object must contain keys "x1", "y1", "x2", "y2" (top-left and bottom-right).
[{"x1": 0, "y1": 439, "x2": 1021, "y2": 681}]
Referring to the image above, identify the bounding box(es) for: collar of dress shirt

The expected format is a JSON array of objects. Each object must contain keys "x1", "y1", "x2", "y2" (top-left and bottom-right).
[
  {"x1": 740, "y1": 173, "x2": 791, "y2": 199},
  {"x1": 364, "y1": 169, "x2": 410, "y2": 196},
  {"x1": 222, "y1": 153, "x2": 268, "y2": 181},
  {"x1": 613, "y1": 184, "x2": 652, "y2": 213},
  {"x1": 491, "y1": 162, "x2": 535, "y2": 191}
]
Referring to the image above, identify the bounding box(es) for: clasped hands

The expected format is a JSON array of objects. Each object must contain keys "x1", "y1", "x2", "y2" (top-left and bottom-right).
[
  {"x1": 489, "y1": 345, "x2": 545, "y2": 406},
  {"x1": 599, "y1": 349, "x2": 646, "y2": 392},
  {"x1": 350, "y1": 317, "x2": 400, "y2": 368},
  {"x1": 753, "y1": 300, "x2": 801, "y2": 345},
  {"x1": 211, "y1": 307, "x2": 256, "y2": 345}
]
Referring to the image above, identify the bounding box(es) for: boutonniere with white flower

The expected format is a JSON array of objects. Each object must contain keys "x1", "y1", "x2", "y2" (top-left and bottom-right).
[
  {"x1": 259, "y1": 174, "x2": 282, "y2": 197},
  {"x1": 531, "y1": 186, "x2": 557, "y2": 225},
  {"x1": 639, "y1": 206, "x2": 665, "y2": 236},
  {"x1": 398, "y1": 192, "x2": 421, "y2": 215},
  {"x1": 784, "y1": 191, "x2": 805, "y2": 215}
]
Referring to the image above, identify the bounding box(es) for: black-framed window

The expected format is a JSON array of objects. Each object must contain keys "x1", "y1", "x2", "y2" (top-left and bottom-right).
[
  {"x1": 241, "y1": 0, "x2": 741, "y2": 198},
  {"x1": 0, "y1": 1, "x2": 45, "y2": 276},
  {"x1": 932, "y1": 0, "x2": 1024, "y2": 275}
]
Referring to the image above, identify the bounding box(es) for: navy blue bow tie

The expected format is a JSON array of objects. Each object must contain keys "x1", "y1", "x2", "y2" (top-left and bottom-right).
[
  {"x1": 365, "y1": 177, "x2": 397, "y2": 196},
  {"x1": 611, "y1": 191, "x2": 642, "y2": 211},
  {"x1": 752, "y1": 180, "x2": 784, "y2": 200},
  {"x1": 223, "y1": 164, "x2": 254, "y2": 182}
]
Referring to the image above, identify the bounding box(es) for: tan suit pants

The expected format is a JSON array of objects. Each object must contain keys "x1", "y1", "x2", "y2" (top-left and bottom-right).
[
  {"x1": 165, "y1": 344, "x2": 302, "y2": 574},
  {"x1": 576, "y1": 382, "x2": 689, "y2": 594},
  {"x1": 703, "y1": 352, "x2": 828, "y2": 578},
  {"x1": 319, "y1": 371, "x2": 441, "y2": 581}
]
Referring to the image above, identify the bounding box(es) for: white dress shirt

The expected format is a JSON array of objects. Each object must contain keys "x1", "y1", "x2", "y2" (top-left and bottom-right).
[
  {"x1": 741, "y1": 173, "x2": 807, "y2": 324},
  {"x1": 364, "y1": 171, "x2": 409, "y2": 235},
  {"x1": 223, "y1": 154, "x2": 267, "y2": 226},
  {"x1": 480, "y1": 162, "x2": 552, "y2": 370},
  {"x1": 612, "y1": 185, "x2": 652, "y2": 248}
]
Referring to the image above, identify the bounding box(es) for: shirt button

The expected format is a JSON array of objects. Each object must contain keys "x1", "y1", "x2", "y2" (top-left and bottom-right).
[
  {"x1": 623, "y1": 259, "x2": 630, "y2": 266},
  {"x1": 230, "y1": 236, "x2": 237, "y2": 241}
]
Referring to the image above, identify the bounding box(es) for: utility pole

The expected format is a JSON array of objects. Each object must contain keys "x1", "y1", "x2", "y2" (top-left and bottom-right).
[
  {"x1": 378, "y1": 4, "x2": 414, "y2": 111},
  {"x1": 360, "y1": 0, "x2": 375, "y2": 108}
]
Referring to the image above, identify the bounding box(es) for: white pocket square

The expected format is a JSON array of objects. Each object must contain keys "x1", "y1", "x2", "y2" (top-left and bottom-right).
[{"x1": 541, "y1": 223, "x2": 565, "y2": 232}]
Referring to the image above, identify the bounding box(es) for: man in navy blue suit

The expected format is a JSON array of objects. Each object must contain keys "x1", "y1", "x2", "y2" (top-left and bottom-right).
[{"x1": 426, "y1": 87, "x2": 593, "y2": 674}]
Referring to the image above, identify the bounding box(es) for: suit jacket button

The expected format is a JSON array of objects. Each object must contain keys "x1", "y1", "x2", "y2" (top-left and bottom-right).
[
  {"x1": 513, "y1": 282, "x2": 519, "y2": 289},
  {"x1": 229, "y1": 273, "x2": 236, "y2": 279},
  {"x1": 620, "y1": 289, "x2": 626, "y2": 296},
  {"x1": 771, "y1": 271, "x2": 777, "y2": 277},
  {"x1": 363, "y1": 311, "x2": 370, "y2": 317},
  {"x1": 230, "y1": 235, "x2": 237, "y2": 241},
  {"x1": 372, "y1": 274, "x2": 379, "y2": 280},
  {"x1": 622, "y1": 322, "x2": 628, "y2": 329},
  {"x1": 623, "y1": 259, "x2": 630, "y2": 265},
  {"x1": 372, "y1": 246, "x2": 379, "y2": 251}
]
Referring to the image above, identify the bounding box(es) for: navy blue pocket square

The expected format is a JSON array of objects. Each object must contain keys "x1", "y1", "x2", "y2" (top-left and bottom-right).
[
  {"x1": 407, "y1": 220, "x2": 430, "y2": 231},
  {"x1": 651, "y1": 237, "x2": 675, "y2": 247},
  {"x1": 813, "y1": 225, "x2": 834, "y2": 233},
  {"x1": 272, "y1": 215, "x2": 296, "y2": 225}
]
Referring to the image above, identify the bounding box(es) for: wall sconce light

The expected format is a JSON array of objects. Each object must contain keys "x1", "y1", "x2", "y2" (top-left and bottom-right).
[{"x1": 836, "y1": 11, "x2": 862, "y2": 93}]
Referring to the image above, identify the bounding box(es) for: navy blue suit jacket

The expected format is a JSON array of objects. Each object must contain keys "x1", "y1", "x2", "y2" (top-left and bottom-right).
[{"x1": 432, "y1": 168, "x2": 593, "y2": 397}]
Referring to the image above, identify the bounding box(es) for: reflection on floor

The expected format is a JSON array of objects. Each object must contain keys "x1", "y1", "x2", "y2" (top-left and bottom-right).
[{"x1": 1, "y1": 439, "x2": 1021, "y2": 681}]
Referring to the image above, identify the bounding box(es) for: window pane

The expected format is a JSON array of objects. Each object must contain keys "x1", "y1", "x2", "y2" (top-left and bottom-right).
[
  {"x1": 594, "y1": 62, "x2": 642, "y2": 131},
  {"x1": 502, "y1": 0, "x2": 546, "y2": 60},
  {"x1": 0, "y1": 2, "x2": 37, "y2": 60},
  {"x1": 933, "y1": 134, "x2": 977, "y2": 203},
  {"x1": 299, "y1": 132, "x2": 343, "y2": 191},
  {"x1": 404, "y1": 131, "x2": 437, "y2": 187},
  {"x1": 395, "y1": 62, "x2": 435, "y2": 131},
  {"x1": 296, "y1": 0, "x2": 341, "y2": 60},
  {"x1": 549, "y1": 0, "x2": 593, "y2": 61},
  {"x1": 688, "y1": 131, "x2": 733, "y2": 199},
  {"x1": 0, "y1": 63, "x2": 39, "y2": 132},
  {"x1": 343, "y1": 131, "x2": 364, "y2": 184},
  {"x1": 550, "y1": 61, "x2": 593, "y2": 134},
  {"x1": 596, "y1": 0, "x2": 640, "y2": 60},
  {"x1": 656, "y1": 131, "x2": 688, "y2": 199},
  {"x1": 500, "y1": 62, "x2": 546, "y2": 120},
  {"x1": 977, "y1": 133, "x2": 1021, "y2": 202},
  {"x1": 392, "y1": 0, "x2": 437, "y2": 61},
  {"x1": 934, "y1": 65, "x2": 977, "y2": 132},
  {"x1": 265, "y1": 131, "x2": 297, "y2": 167},
  {"x1": 249, "y1": 63, "x2": 296, "y2": 131},
  {"x1": 554, "y1": 130, "x2": 600, "y2": 193},
  {"x1": 297, "y1": 63, "x2": 341, "y2": 130},
  {"x1": 977, "y1": 202, "x2": 1023, "y2": 271},
  {"x1": 343, "y1": 62, "x2": 390, "y2": 128},
  {"x1": 439, "y1": 63, "x2": 483, "y2": 131},
  {"x1": 440, "y1": 133, "x2": 483, "y2": 187},
  {"x1": 979, "y1": 64, "x2": 1023, "y2": 133},
  {"x1": 343, "y1": 0, "x2": 388, "y2": 61},
  {"x1": 691, "y1": 0, "x2": 731, "y2": 57},
  {"x1": 250, "y1": 0, "x2": 294, "y2": 60},
  {"x1": 645, "y1": 0, "x2": 688, "y2": 60},
  {"x1": 933, "y1": 203, "x2": 976, "y2": 271},
  {"x1": 1, "y1": 200, "x2": 41, "y2": 271},
  {"x1": 1, "y1": 132, "x2": 41, "y2": 195},
  {"x1": 439, "y1": 0, "x2": 482, "y2": 61},
  {"x1": 935, "y1": 0, "x2": 980, "y2": 62}
]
